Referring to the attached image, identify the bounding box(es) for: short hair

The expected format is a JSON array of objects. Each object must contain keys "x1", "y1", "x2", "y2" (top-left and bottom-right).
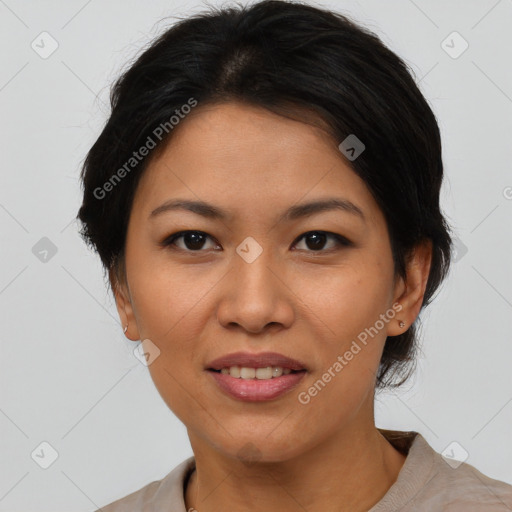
[{"x1": 77, "y1": 0, "x2": 453, "y2": 389}]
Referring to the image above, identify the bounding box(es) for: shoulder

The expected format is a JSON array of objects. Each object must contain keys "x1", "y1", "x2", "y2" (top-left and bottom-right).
[
  {"x1": 423, "y1": 446, "x2": 512, "y2": 511},
  {"x1": 95, "y1": 456, "x2": 195, "y2": 512},
  {"x1": 373, "y1": 430, "x2": 512, "y2": 511}
]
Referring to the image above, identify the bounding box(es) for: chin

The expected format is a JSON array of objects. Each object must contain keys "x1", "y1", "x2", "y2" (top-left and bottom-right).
[{"x1": 219, "y1": 435, "x2": 307, "y2": 465}]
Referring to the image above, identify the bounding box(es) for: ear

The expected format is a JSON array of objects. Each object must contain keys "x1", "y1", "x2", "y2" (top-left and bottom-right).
[
  {"x1": 109, "y1": 267, "x2": 140, "y2": 341},
  {"x1": 388, "y1": 239, "x2": 433, "y2": 336}
]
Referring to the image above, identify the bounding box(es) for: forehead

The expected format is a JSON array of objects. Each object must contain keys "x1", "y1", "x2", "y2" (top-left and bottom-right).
[{"x1": 132, "y1": 102, "x2": 379, "y2": 224}]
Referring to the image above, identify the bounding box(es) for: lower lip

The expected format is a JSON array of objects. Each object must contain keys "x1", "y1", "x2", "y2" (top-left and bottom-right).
[{"x1": 207, "y1": 370, "x2": 307, "y2": 402}]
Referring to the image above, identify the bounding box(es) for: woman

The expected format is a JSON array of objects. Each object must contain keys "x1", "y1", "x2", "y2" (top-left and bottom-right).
[{"x1": 77, "y1": 1, "x2": 512, "y2": 510}]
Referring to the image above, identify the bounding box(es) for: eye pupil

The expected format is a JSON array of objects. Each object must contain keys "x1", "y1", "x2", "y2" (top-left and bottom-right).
[
  {"x1": 305, "y1": 232, "x2": 327, "y2": 250},
  {"x1": 184, "y1": 231, "x2": 206, "y2": 250}
]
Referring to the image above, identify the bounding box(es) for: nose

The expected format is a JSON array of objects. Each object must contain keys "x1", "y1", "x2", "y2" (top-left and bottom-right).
[{"x1": 216, "y1": 247, "x2": 295, "y2": 334}]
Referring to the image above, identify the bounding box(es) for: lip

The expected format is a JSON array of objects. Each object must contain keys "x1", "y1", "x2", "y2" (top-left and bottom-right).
[
  {"x1": 207, "y1": 370, "x2": 307, "y2": 402},
  {"x1": 206, "y1": 351, "x2": 308, "y2": 371}
]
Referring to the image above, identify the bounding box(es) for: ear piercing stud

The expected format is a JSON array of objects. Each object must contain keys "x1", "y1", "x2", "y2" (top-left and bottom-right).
[
  {"x1": 123, "y1": 324, "x2": 128, "y2": 333},
  {"x1": 398, "y1": 320, "x2": 405, "y2": 328}
]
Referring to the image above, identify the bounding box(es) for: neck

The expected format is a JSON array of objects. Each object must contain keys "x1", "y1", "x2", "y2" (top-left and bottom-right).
[{"x1": 185, "y1": 424, "x2": 406, "y2": 512}]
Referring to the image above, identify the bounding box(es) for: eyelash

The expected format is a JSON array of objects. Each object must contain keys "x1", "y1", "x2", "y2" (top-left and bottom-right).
[{"x1": 160, "y1": 230, "x2": 353, "y2": 254}]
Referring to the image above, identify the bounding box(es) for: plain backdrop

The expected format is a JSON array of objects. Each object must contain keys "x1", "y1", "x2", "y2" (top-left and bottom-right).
[{"x1": 0, "y1": 0, "x2": 511, "y2": 510}]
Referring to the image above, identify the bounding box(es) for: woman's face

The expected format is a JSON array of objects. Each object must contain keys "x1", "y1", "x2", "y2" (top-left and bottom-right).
[{"x1": 115, "y1": 101, "x2": 408, "y2": 462}]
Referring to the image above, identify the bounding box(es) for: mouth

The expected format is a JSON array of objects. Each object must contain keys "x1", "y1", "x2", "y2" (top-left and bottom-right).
[
  {"x1": 207, "y1": 366, "x2": 306, "y2": 380},
  {"x1": 206, "y1": 351, "x2": 308, "y2": 377},
  {"x1": 205, "y1": 351, "x2": 308, "y2": 401},
  {"x1": 206, "y1": 367, "x2": 307, "y2": 402}
]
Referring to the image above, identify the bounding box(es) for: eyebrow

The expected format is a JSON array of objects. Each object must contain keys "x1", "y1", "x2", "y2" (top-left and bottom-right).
[{"x1": 149, "y1": 197, "x2": 365, "y2": 223}]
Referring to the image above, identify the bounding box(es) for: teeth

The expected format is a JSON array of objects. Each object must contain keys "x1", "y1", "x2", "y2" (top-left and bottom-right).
[
  {"x1": 272, "y1": 367, "x2": 283, "y2": 378},
  {"x1": 240, "y1": 367, "x2": 256, "y2": 379},
  {"x1": 218, "y1": 366, "x2": 298, "y2": 380}
]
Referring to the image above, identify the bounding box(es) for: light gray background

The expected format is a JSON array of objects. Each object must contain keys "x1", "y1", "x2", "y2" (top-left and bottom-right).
[{"x1": 1, "y1": 0, "x2": 511, "y2": 510}]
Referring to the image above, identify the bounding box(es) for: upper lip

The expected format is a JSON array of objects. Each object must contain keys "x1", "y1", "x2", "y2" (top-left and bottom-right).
[{"x1": 206, "y1": 351, "x2": 307, "y2": 371}]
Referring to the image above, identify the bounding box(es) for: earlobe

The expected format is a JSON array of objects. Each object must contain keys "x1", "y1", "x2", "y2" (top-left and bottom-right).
[
  {"x1": 389, "y1": 240, "x2": 432, "y2": 336},
  {"x1": 109, "y1": 267, "x2": 139, "y2": 341}
]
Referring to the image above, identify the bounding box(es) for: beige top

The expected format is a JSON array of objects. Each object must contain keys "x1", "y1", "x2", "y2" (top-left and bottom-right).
[{"x1": 97, "y1": 429, "x2": 512, "y2": 511}]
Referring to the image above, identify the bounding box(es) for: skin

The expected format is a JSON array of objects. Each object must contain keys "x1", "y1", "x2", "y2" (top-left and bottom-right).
[{"x1": 111, "y1": 101, "x2": 432, "y2": 512}]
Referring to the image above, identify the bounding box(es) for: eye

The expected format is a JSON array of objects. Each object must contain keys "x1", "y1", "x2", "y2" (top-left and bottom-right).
[
  {"x1": 292, "y1": 231, "x2": 352, "y2": 252},
  {"x1": 161, "y1": 230, "x2": 352, "y2": 253},
  {"x1": 161, "y1": 230, "x2": 219, "y2": 252}
]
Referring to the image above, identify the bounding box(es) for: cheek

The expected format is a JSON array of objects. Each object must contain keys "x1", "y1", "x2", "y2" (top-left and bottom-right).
[
  {"x1": 302, "y1": 257, "x2": 394, "y2": 394},
  {"x1": 127, "y1": 247, "x2": 216, "y2": 338},
  {"x1": 308, "y1": 257, "x2": 394, "y2": 335},
  {"x1": 126, "y1": 267, "x2": 211, "y2": 418}
]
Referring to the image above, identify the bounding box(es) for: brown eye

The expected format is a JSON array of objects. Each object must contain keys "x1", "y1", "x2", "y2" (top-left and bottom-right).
[
  {"x1": 161, "y1": 230, "x2": 351, "y2": 253},
  {"x1": 293, "y1": 231, "x2": 352, "y2": 252},
  {"x1": 162, "y1": 231, "x2": 218, "y2": 251}
]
